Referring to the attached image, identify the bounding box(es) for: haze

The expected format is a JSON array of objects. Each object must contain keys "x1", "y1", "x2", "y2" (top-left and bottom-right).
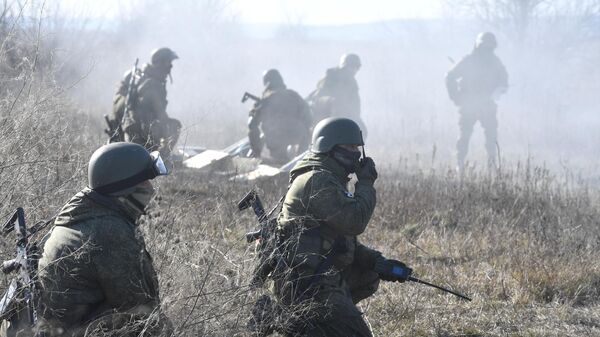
[{"x1": 53, "y1": 0, "x2": 600, "y2": 175}]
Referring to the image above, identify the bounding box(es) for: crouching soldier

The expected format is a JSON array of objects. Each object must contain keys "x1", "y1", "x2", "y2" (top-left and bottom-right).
[
  {"x1": 36, "y1": 143, "x2": 172, "y2": 336},
  {"x1": 248, "y1": 69, "x2": 312, "y2": 164},
  {"x1": 249, "y1": 117, "x2": 411, "y2": 337}
]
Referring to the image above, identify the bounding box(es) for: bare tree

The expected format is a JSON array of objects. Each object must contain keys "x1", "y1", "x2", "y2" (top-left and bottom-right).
[{"x1": 445, "y1": 0, "x2": 600, "y2": 47}]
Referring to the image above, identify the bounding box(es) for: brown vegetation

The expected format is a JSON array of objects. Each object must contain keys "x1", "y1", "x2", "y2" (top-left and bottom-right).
[
  {"x1": 131, "y1": 163, "x2": 599, "y2": 336},
  {"x1": 1, "y1": 1, "x2": 599, "y2": 336}
]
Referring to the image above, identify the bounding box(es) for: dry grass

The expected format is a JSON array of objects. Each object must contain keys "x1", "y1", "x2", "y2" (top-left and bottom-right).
[
  {"x1": 2, "y1": 111, "x2": 599, "y2": 336},
  {"x1": 116, "y1": 162, "x2": 598, "y2": 337},
  {"x1": 1, "y1": 4, "x2": 599, "y2": 336}
]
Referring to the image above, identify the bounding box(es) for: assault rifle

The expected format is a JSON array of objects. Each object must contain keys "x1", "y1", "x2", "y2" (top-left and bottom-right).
[
  {"x1": 0, "y1": 208, "x2": 41, "y2": 335},
  {"x1": 238, "y1": 190, "x2": 270, "y2": 243},
  {"x1": 238, "y1": 191, "x2": 282, "y2": 286},
  {"x1": 241, "y1": 92, "x2": 261, "y2": 104},
  {"x1": 105, "y1": 58, "x2": 140, "y2": 143}
]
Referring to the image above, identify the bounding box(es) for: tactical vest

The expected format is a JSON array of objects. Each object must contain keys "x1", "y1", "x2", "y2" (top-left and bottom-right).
[{"x1": 277, "y1": 167, "x2": 358, "y2": 288}]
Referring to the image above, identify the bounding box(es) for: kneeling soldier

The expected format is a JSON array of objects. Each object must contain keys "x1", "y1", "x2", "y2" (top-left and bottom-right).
[
  {"x1": 253, "y1": 117, "x2": 411, "y2": 337},
  {"x1": 36, "y1": 143, "x2": 171, "y2": 336}
]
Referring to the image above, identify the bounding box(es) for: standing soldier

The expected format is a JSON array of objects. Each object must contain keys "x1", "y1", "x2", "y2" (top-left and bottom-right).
[
  {"x1": 307, "y1": 53, "x2": 366, "y2": 135},
  {"x1": 248, "y1": 69, "x2": 312, "y2": 163},
  {"x1": 36, "y1": 143, "x2": 171, "y2": 336},
  {"x1": 249, "y1": 118, "x2": 412, "y2": 336},
  {"x1": 111, "y1": 47, "x2": 182, "y2": 158},
  {"x1": 446, "y1": 32, "x2": 509, "y2": 171}
]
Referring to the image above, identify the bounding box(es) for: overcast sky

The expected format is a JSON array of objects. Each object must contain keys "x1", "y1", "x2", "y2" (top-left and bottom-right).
[{"x1": 60, "y1": 0, "x2": 443, "y2": 24}]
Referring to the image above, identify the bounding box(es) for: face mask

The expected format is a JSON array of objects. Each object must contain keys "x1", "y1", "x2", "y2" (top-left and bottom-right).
[
  {"x1": 118, "y1": 183, "x2": 156, "y2": 216},
  {"x1": 332, "y1": 146, "x2": 361, "y2": 174}
]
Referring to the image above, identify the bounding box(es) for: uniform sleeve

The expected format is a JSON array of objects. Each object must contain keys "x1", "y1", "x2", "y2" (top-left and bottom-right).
[
  {"x1": 91, "y1": 219, "x2": 158, "y2": 310},
  {"x1": 311, "y1": 70, "x2": 334, "y2": 98},
  {"x1": 354, "y1": 241, "x2": 382, "y2": 270},
  {"x1": 496, "y1": 58, "x2": 509, "y2": 90},
  {"x1": 307, "y1": 172, "x2": 376, "y2": 236}
]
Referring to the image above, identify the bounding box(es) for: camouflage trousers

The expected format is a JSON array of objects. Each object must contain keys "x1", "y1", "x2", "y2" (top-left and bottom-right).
[
  {"x1": 456, "y1": 100, "x2": 498, "y2": 169},
  {"x1": 290, "y1": 267, "x2": 378, "y2": 337},
  {"x1": 251, "y1": 264, "x2": 378, "y2": 337}
]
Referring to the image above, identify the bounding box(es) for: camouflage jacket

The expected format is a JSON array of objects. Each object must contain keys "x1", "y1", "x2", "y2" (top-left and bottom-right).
[
  {"x1": 116, "y1": 64, "x2": 169, "y2": 133},
  {"x1": 275, "y1": 152, "x2": 381, "y2": 314},
  {"x1": 135, "y1": 64, "x2": 169, "y2": 124},
  {"x1": 308, "y1": 67, "x2": 361, "y2": 120},
  {"x1": 37, "y1": 188, "x2": 161, "y2": 336},
  {"x1": 446, "y1": 50, "x2": 508, "y2": 104},
  {"x1": 250, "y1": 84, "x2": 312, "y2": 144}
]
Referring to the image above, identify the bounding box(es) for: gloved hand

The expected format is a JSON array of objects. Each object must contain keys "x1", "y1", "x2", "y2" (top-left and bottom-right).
[
  {"x1": 357, "y1": 157, "x2": 378, "y2": 182},
  {"x1": 374, "y1": 256, "x2": 412, "y2": 282}
]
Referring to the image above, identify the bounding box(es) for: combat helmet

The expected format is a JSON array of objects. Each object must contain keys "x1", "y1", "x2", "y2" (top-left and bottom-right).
[
  {"x1": 339, "y1": 53, "x2": 361, "y2": 69},
  {"x1": 262, "y1": 69, "x2": 285, "y2": 87},
  {"x1": 311, "y1": 117, "x2": 363, "y2": 153},
  {"x1": 88, "y1": 143, "x2": 169, "y2": 195},
  {"x1": 151, "y1": 47, "x2": 179, "y2": 65},
  {"x1": 475, "y1": 32, "x2": 497, "y2": 50}
]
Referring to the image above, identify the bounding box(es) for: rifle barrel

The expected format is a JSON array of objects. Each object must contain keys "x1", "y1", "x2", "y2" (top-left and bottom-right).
[{"x1": 408, "y1": 276, "x2": 472, "y2": 302}]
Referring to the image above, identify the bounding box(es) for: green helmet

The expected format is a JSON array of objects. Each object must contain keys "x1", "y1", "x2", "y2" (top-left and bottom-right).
[
  {"x1": 339, "y1": 53, "x2": 361, "y2": 69},
  {"x1": 88, "y1": 143, "x2": 168, "y2": 195},
  {"x1": 311, "y1": 117, "x2": 364, "y2": 153},
  {"x1": 151, "y1": 47, "x2": 179, "y2": 65},
  {"x1": 262, "y1": 69, "x2": 284, "y2": 88}
]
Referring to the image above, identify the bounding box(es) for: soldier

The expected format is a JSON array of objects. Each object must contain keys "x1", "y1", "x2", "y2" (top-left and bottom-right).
[
  {"x1": 249, "y1": 118, "x2": 412, "y2": 336},
  {"x1": 446, "y1": 32, "x2": 509, "y2": 171},
  {"x1": 36, "y1": 143, "x2": 171, "y2": 336},
  {"x1": 112, "y1": 47, "x2": 182, "y2": 158},
  {"x1": 306, "y1": 53, "x2": 367, "y2": 135},
  {"x1": 248, "y1": 69, "x2": 312, "y2": 163}
]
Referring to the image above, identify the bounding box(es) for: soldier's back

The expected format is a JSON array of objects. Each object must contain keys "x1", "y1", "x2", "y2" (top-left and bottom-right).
[{"x1": 37, "y1": 191, "x2": 158, "y2": 336}]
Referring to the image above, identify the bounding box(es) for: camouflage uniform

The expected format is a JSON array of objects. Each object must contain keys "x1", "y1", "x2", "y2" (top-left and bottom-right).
[
  {"x1": 307, "y1": 67, "x2": 366, "y2": 135},
  {"x1": 36, "y1": 188, "x2": 167, "y2": 336},
  {"x1": 249, "y1": 82, "x2": 312, "y2": 163},
  {"x1": 272, "y1": 152, "x2": 381, "y2": 337},
  {"x1": 446, "y1": 36, "x2": 508, "y2": 169},
  {"x1": 115, "y1": 64, "x2": 181, "y2": 157}
]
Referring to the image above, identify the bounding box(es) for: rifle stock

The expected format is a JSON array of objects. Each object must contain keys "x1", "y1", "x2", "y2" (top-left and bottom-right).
[{"x1": 110, "y1": 58, "x2": 140, "y2": 142}]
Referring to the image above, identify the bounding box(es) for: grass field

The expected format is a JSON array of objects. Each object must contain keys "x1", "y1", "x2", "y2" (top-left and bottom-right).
[
  {"x1": 1, "y1": 4, "x2": 599, "y2": 334},
  {"x1": 0, "y1": 64, "x2": 598, "y2": 337},
  {"x1": 117, "y1": 161, "x2": 600, "y2": 336}
]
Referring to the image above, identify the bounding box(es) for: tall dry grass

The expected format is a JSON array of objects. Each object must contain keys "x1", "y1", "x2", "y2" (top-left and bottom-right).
[
  {"x1": 0, "y1": 2, "x2": 599, "y2": 336},
  {"x1": 131, "y1": 163, "x2": 599, "y2": 336}
]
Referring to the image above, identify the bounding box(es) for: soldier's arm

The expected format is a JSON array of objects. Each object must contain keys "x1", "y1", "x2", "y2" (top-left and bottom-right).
[
  {"x1": 307, "y1": 172, "x2": 376, "y2": 236},
  {"x1": 445, "y1": 57, "x2": 466, "y2": 101},
  {"x1": 354, "y1": 241, "x2": 382, "y2": 270},
  {"x1": 497, "y1": 58, "x2": 509, "y2": 92},
  {"x1": 92, "y1": 218, "x2": 158, "y2": 310},
  {"x1": 312, "y1": 70, "x2": 335, "y2": 97},
  {"x1": 138, "y1": 83, "x2": 168, "y2": 121}
]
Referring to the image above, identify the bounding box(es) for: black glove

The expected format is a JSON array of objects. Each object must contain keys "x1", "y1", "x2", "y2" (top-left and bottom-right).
[
  {"x1": 357, "y1": 157, "x2": 378, "y2": 182},
  {"x1": 374, "y1": 256, "x2": 412, "y2": 282}
]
